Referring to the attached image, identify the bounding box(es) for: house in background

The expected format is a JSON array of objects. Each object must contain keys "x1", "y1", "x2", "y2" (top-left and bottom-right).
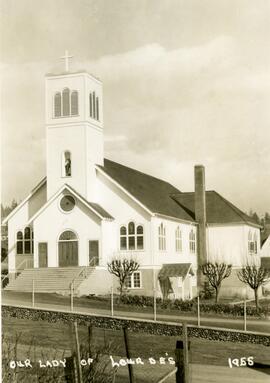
[
  {"x1": 3, "y1": 64, "x2": 261, "y2": 299},
  {"x1": 260, "y1": 236, "x2": 270, "y2": 294}
]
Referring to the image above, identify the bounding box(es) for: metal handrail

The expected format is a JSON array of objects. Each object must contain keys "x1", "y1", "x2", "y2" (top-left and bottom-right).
[
  {"x1": 70, "y1": 258, "x2": 98, "y2": 293},
  {"x1": 1, "y1": 258, "x2": 33, "y2": 287}
]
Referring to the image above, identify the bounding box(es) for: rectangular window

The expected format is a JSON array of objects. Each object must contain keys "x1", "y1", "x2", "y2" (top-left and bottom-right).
[
  {"x1": 133, "y1": 272, "x2": 141, "y2": 288},
  {"x1": 137, "y1": 236, "x2": 144, "y2": 250},
  {"x1": 128, "y1": 236, "x2": 135, "y2": 250},
  {"x1": 126, "y1": 272, "x2": 141, "y2": 289}
]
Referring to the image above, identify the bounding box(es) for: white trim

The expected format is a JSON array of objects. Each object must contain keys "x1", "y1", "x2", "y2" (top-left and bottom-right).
[
  {"x1": 96, "y1": 166, "x2": 154, "y2": 216},
  {"x1": 27, "y1": 184, "x2": 107, "y2": 225},
  {"x1": 153, "y1": 213, "x2": 197, "y2": 225},
  {"x1": 2, "y1": 178, "x2": 47, "y2": 224}
]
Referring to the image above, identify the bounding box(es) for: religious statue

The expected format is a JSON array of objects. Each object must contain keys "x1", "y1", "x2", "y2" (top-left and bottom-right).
[{"x1": 65, "y1": 158, "x2": 71, "y2": 176}]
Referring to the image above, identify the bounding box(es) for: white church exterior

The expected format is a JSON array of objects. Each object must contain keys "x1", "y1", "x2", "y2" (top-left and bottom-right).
[{"x1": 3, "y1": 65, "x2": 262, "y2": 299}]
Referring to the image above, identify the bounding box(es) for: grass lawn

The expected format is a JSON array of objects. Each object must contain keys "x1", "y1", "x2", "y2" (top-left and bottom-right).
[{"x1": 2, "y1": 317, "x2": 270, "y2": 366}]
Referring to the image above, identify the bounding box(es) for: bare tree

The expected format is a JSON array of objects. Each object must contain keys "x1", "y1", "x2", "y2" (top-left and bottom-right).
[
  {"x1": 107, "y1": 258, "x2": 139, "y2": 301},
  {"x1": 201, "y1": 262, "x2": 232, "y2": 303},
  {"x1": 237, "y1": 265, "x2": 270, "y2": 310}
]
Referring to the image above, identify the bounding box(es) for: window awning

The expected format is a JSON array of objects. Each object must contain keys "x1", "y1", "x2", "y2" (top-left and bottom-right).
[{"x1": 158, "y1": 263, "x2": 194, "y2": 280}]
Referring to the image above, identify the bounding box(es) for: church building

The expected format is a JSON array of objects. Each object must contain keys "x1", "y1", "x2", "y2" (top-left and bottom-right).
[{"x1": 3, "y1": 58, "x2": 261, "y2": 299}]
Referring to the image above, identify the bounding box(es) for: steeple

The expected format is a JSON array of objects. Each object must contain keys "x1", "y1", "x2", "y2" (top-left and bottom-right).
[{"x1": 45, "y1": 56, "x2": 104, "y2": 201}]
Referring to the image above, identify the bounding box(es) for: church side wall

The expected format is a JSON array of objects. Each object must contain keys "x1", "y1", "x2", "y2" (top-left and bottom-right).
[
  {"x1": 207, "y1": 224, "x2": 261, "y2": 266},
  {"x1": 151, "y1": 216, "x2": 198, "y2": 269},
  {"x1": 96, "y1": 173, "x2": 152, "y2": 266},
  {"x1": 7, "y1": 203, "x2": 30, "y2": 273},
  {"x1": 33, "y1": 193, "x2": 102, "y2": 268}
]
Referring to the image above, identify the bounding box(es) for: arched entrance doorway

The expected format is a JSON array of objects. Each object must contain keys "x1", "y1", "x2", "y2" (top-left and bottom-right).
[{"x1": 58, "y1": 230, "x2": 78, "y2": 267}]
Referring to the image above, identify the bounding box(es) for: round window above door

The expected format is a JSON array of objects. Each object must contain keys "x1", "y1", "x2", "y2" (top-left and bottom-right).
[{"x1": 60, "y1": 195, "x2": 75, "y2": 212}]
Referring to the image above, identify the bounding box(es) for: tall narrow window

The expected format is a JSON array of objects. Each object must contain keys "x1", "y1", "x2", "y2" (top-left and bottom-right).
[
  {"x1": 175, "y1": 226, "x2": 182, "y2": 252},
  {"x1": 96, "y1": 97, "x2": 99, "y2": 120},
  {"x1": 136, "y1": 225, "x2": 144, "y2": 250},
  {"x1": 189, "y1": 229, "x2": 196, "y2": 253},
  {"x1": 16, "y1": 231, "x2": 23, "y2": 254},
  {"x1": 158, "y1": 223, "x2": 166, "y2": 251},
  {"x1": 16, "y1": 227, "x2": 34, "y2": 255},
  {"x1": 62, "y1": 88, "x2": 70, "y2": 116},
  {"x1": 254, "y1": 233, "x2": 258, "y2": 254},
  {"x1": 93, "y1": 91, "x2": 96, "y2": 119},
  {"x1": 63, "y1": 151, "x2": 72, "y2": 177},
  {"x1": 128, "y1": 222, "x2": 135, "y2": 250},
  {"x1": 24, "y1": 227, "x2": 31, "y2": 254},
  {"x1": 120, "y1": 226, "x2": 127, "y2": 250},
  {"x1": 89, "y1": 93, "x2": 93, "y2": 117},
  {"x1": 71, "y1": 91, "x2": 78, "y2": 115},
  {"x1": 54, "y1": 92, "x2": 61, "y2": 117}
]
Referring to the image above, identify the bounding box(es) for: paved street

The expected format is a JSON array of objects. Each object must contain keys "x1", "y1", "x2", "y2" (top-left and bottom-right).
[{"x1": 2, "y1": 291, "x2": 270, "y2": 334}]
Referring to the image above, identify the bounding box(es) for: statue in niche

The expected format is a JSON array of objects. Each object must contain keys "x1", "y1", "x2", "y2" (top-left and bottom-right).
[{"x1": 65, "y1": 157, "x2": 71, "y2": 176}]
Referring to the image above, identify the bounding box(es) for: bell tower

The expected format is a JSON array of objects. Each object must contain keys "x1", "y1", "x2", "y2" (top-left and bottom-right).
[{"x1": 45, "y1": 52, "x2": 104, "y2": 201}]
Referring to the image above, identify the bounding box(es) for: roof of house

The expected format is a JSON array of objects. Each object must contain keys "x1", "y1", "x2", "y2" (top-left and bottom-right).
[
  {"x1": 261, "y1": 257, "x2": 270, "y2": 270},
  {"x1": 158, "y1": 263, "x2": 194, "y2": 279},
  {"x1": 98, "y1": 159, "x2": 195, "y2": 222},
  {"x1": 171, "y1": 191, "x2": 260, "y2": 226}
]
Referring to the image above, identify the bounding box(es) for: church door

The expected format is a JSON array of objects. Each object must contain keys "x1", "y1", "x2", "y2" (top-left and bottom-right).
[
  {"x1": 38, "y1": 242, "x2": 48, "y2": 268},
  {"x1": 89, "y1": 240, "x2": 99, "y2": 266},
  {"x1": 58, "y1": 231, "x2": 78, "y2": 267}
]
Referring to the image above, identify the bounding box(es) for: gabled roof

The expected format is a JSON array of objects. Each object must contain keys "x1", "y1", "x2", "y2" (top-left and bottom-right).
[
  {"x1": 159, "y1": 263, "x2": 194, "y2": 280},
  {"x1": 97, "y1": 159, "x2": 195, "y2": 222},
  {"x1": 28, "y1": 184, "x2": 114, "y2": 224},
  {"x1": 171, "y1": 191, "x2": 261, "y2": 227},
  {"x1": 2, "y1": 177, "x2": 47, "y2": 224}
]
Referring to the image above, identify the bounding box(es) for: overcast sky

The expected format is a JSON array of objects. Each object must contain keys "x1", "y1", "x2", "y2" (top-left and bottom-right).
[{"x1": 1, "y1": 0, "x2": 270, "y2": 215}]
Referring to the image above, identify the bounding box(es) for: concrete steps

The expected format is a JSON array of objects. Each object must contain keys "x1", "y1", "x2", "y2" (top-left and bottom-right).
[{"x1": 4, "y1": 267, "x2": 94, "y2": 293}]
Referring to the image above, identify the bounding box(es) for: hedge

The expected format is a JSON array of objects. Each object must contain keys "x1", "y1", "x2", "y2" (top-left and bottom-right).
[
  {"x1": 2, "y1": 305, "x2": 270, "y2": 346},
  {"x1": 118, "y1": 295, "x2": 269, "y2": 317}
]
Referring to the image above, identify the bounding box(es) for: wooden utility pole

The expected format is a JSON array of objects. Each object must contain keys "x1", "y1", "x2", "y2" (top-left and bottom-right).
[
  {"x1": 74, "y1": 321, "x2": 83, "y2": 383},
  {"x1": 123, "y1": 327, "x2": 135, "y2": 383},
  {"x1": 175, "y1": 323, "x2": 190, "y2": 383}
]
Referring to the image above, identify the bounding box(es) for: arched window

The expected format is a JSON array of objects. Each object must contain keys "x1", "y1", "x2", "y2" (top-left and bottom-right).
[
  {"x1": 54, "y1": 92, "x2": 61, "y2": 117},
  {"x1": 158, "y1": 223, "x2": 166, "y2": 251},
  {"x1": 136, "y1": 225, "x2": 144, "y2": 250},
  {"x1": 175, "y1": 226, "x2": 182, "y2": 252},
  {"x1": 62, "y1": 151, "x2": 71, "y2": 177},
  {"x1": 71, "y1": 91, "x2": 78, "y2": 115},
  {"x1": 119, "y1": 222, "x2": 144, "y2": 251},
  {"x1": 59, "y1": 230, "x2": 78, "y2": 241},
  {"x1": 62, "y1": 88, "x2": 70, "y2": 116},
  {"x1": 248, "y1": 230, "x2": 258, "y2": 255},
  {"x1": 16, "y1": 227, "x2": 34, "y2": 255},
  {"x1": 189, "y1": 229, "x2": 196, "y2": 253}
]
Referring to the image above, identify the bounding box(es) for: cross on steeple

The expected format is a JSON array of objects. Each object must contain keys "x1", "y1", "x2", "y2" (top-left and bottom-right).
[{"x1": 60, "y1": 50, "x2": 73, "y2": 72}]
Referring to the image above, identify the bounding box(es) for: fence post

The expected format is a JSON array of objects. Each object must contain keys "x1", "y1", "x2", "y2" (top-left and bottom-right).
[
  {"x1": 70, "y1": 283, "x2": 74, "y2": 312},
  {"x1": 244, "y1": 297, "x2": 247, "y2": 332},
  {"x1": 123, "y1": 327, "x2": 135, "y2": 383},
  {"x1": 197, "y1": 295, "x2": 200, "y2": 327},
  {"x1": 32, "y1": 279, "x2": 35, "y2": 308},
  {"x1": 183, "y1": 323, "x2": 189, "y2": 382},
  {"x1": 74, "y1": 321, "x2": 83, "y2": 383},
  {"x1": 154, "y1": 288, "x2": 157, "y2": 321},
  {"x1": 111, "y1": 286, "x2": 114, "y2": 317},
  {"x1": 175, "y1": 324, "x2": 190, "y2": 383}
]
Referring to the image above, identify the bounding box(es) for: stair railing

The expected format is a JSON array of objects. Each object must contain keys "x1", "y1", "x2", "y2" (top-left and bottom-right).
[{"x1": 1, "y1": 258, "x2": 33, "y2": 288}]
